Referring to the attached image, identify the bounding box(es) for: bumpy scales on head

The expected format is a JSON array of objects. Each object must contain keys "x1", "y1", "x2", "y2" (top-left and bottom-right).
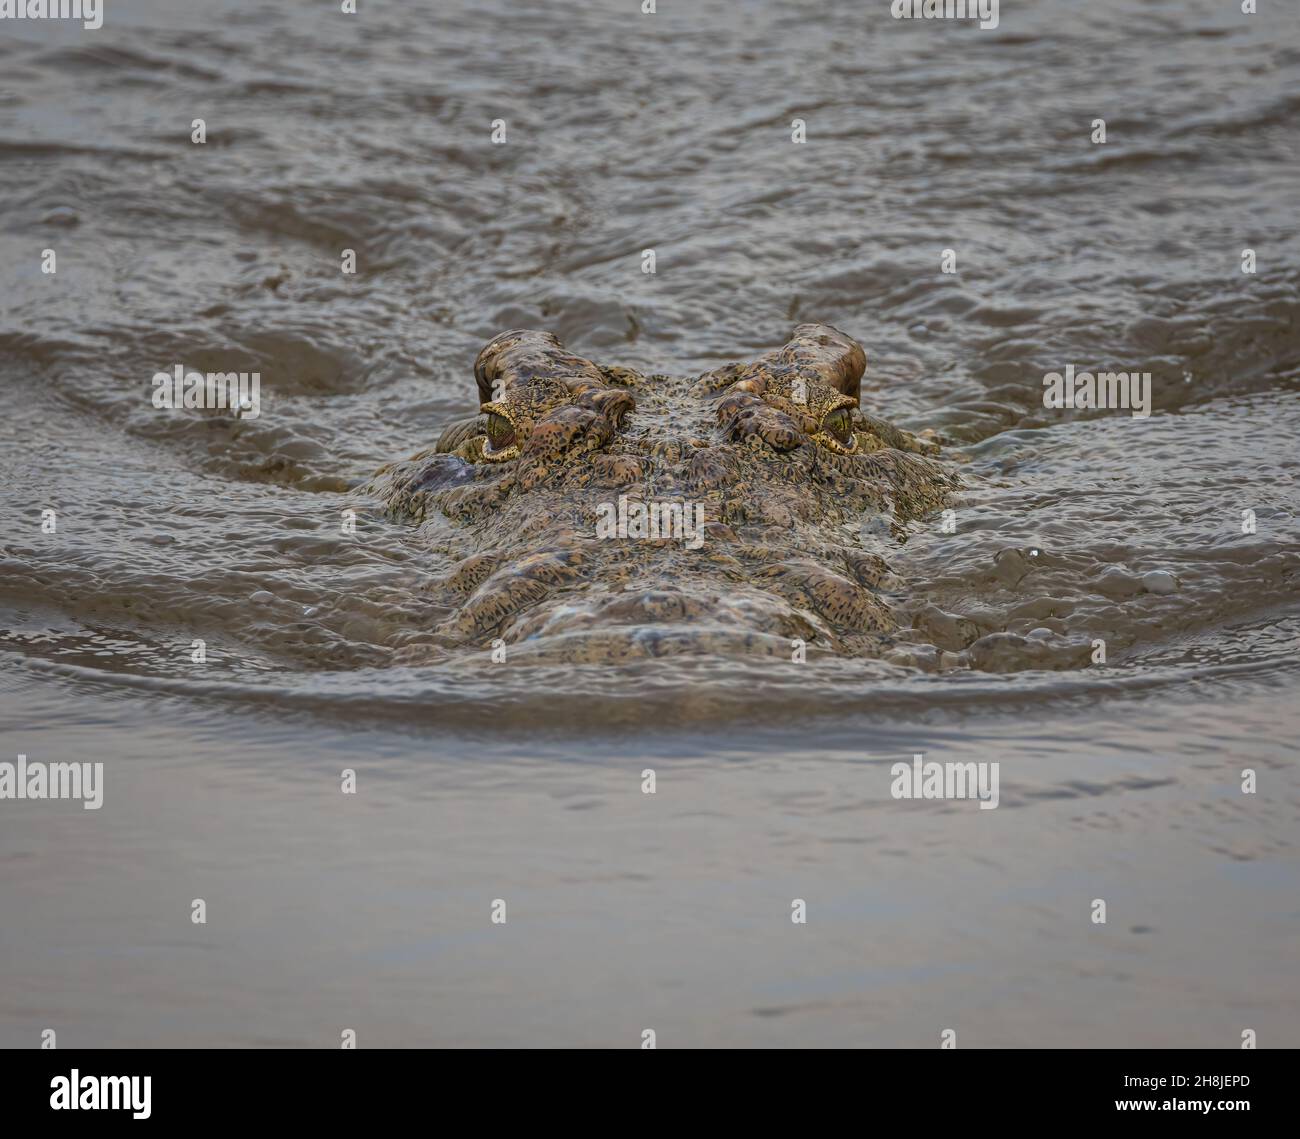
[{"x1": 365, "y1": 323, "x2": 958, "y2": 664}]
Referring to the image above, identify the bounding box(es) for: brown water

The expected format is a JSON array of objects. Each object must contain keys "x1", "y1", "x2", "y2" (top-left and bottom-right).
[{"x1": 1, "y1": 0, "x2": 1298, "y2": 1047}]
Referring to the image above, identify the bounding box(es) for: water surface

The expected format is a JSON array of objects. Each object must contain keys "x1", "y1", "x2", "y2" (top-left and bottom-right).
[{"x1": 1, "y1": 0, "x2": 1298, "y2": 1046}]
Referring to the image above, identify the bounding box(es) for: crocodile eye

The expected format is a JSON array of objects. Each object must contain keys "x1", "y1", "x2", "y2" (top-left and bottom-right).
[
  {"x1": 485, "y1": 412, "x2": 516, "y2": 451},
  {"x1": 822, "y1": 407, "x2": 853, "y2": 446}
]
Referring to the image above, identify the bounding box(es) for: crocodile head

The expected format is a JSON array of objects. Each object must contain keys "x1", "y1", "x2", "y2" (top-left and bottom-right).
[{"x1": 366, "y1": 323, "x2": 958, "y2": 664}]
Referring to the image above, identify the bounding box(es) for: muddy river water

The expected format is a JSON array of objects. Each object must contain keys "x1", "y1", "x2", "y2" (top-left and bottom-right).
[{"x1": 1, "y1": 0, "x2": 1297, "y2": 1046}]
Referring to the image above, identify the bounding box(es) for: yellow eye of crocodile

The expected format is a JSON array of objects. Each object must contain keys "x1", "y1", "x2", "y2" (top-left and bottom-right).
[
  {"x1": 822, "y1": 408, "x2": 853, "y2": 445},
  {"x1": 485, "y1": 412, "x2": 515, "y2": 449}
]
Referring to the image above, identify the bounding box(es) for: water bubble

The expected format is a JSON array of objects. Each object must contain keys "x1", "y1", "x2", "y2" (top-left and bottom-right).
[
  {"x1": 1141, "y1": 570, "x2": 1177, "y2": 595},
  {"x1": 41, "y1": 206, "x2": 80, "y2": 227}
]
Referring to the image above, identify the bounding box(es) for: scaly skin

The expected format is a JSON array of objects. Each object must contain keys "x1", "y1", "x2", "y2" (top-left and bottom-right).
[{"x1": 365, "y1": 323, "x2": 958, "y2": 663}]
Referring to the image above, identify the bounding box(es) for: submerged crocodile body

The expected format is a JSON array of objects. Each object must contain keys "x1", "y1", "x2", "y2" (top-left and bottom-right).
[{"x1": 366, "y1": 323, "x2": 959, "y2": 663}]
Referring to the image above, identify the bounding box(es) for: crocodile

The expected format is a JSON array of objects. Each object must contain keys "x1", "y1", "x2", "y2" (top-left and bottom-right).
[{"x1": 365, "y1": 323, "x2": 959, "y2": 664}]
